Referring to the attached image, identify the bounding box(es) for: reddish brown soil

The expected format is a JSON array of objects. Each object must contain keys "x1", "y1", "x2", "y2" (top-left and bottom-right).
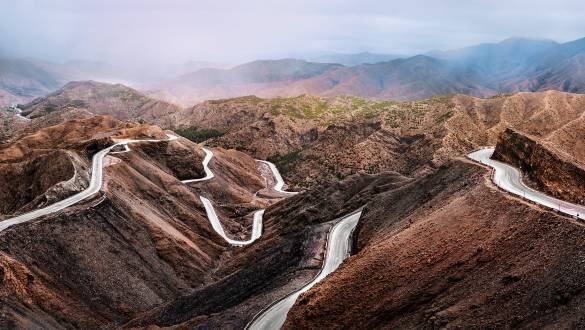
[
  {"x1": 173, "y1": 91, "x2": 585, "y2": 190},
  {"x1": 20, "y1": 81, "x2": 183, "y2": 126},
  {"x1": 122, "y1": 169, "x2": 410, "y2": 329},
  {"x1": 284, "y1": 160, "x2": 585, "y2": 329},
  {"x1": 0, "y1": 118, "x2": 305, "y2": 328},
  {"x1": 0, "y1": 150, "x2": 77, "y2": 215},
  {"x1": 0, "y1": 116, "x2": 167, "y2": 218},
  {"x1": 2, "y1": 90, "x2": 585, "y2": 329},
  {"x1": 0, "y1": 108, "x2": 94, "y2": 144}
]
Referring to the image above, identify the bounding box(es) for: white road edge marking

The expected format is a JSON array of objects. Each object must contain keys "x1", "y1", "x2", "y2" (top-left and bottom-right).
[{"x1": 468, "y1": 147, "x2": 585, "y2": 220}]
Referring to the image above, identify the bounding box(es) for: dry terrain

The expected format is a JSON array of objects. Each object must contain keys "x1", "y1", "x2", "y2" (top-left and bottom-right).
[
  {"x1": 167, "y1": 91, "x2": 585, "y2": 190},
  {"x1": 19, "y1": 81, "x2": 182, "y2": 126},
  {"x1": 1, "y1": 87, "x2": 585, "y2": 329},
  {"x1": 284, "y1": 159, "x2": 585, "y2": 329}
]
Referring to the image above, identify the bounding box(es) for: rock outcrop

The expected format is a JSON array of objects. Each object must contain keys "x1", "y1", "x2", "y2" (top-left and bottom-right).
[{"x1": 492, "y1": 128, "x2": 585, "y2": 205}]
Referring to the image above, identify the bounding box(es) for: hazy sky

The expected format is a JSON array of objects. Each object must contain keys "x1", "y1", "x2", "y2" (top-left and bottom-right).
[{"x1": 2, "y1": 0, "x2": 585, "y2": 65}]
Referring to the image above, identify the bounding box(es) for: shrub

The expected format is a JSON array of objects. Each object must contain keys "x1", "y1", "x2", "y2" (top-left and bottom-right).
[
  {"x1": 267, "y1": 151, "x2": 301, "y2": 175},
  {"x1": 68, "y1": 99, "x2": 89, "y2": 108},
  {"x1": 174, "y1": 126, "x2": 225, "y2": 143}
]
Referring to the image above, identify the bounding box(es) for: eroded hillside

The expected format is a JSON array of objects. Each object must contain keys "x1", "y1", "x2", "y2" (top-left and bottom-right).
[
  {"x1": 284, "y1": 159, "x2": 585, "y2": 329},
  {"x1": 19, "y1": 81, "x2": 182, "y2": 126},
  {"x1": 0, "y1": 116, "x2": 294, "y2": 328},
  {"x1": 1, "y1": 88, "x2": 585, "y2": 329},
  {"x1": 168, "y1": 91, "x2": 585, "y2": 189}
]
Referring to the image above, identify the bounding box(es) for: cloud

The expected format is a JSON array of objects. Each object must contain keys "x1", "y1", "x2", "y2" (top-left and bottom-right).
[{"x1": 1, "y1": 0, "x2": 584, "y2": 65}]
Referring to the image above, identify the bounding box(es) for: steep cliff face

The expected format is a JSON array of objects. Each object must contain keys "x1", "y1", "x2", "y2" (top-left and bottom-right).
[
  {"x1": 0, "y1": 150, "x2": 89, "y2": 216},
  {"x1": 492, "y1": 128, "x2": 585, "y2": 205}
]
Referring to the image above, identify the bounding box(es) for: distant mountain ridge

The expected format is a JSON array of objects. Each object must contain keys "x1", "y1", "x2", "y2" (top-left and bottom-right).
[
  {"x1": 4, "y1": 36, "x2": 585, "y2": 107},
  {"x1": 149, "y1": 36, "x2": 585, "y2": 105},
  {"x1": 0, "y1": 58, "x2": 229, "y2": 107},
  {"x1": 310, "y1": 52, "x2": 404, "y2": 66},
  {"x1": 146, "y1": 59, "x2": 343, "y2": 105}
]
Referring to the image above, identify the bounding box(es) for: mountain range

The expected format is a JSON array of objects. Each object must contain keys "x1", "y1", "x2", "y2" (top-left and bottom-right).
[
  {"x1": 148, "y1": 37, "x2": 585, "y2": 105},
  {"x1": 3, "y1": 79, "x2": 585, "y2": 327},
  {"x1": 309, "y1": 51, "x2": 404, "y2": 66},
  {"x1": 3, "y1": 37, "x2": 585, "y2": 108}
]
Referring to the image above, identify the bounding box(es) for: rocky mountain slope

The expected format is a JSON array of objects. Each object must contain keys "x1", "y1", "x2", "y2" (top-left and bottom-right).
[
  {"x1": 0, "y1": 115, "x2": 302, "y2": 328},
  {"x1": 18, "y1": 81, "x2": 182, "y2": 126},
  {"x1": 122, "y1": 124, "x2": 585, "y2": 329},
  {"x1": 169, "y1": 90, "x2": 585, "y2": 189},
  {"x1": 2, "y1": 83, "x2": 585, "y2": 329},
  {"x1": 0, "y1": 116, "x2": 166, "y2": 217},
  {"x1": 0, "y1": 106, "x2": 95, "y2": 144},
  {"x1": 283, "y1": 158, "x2": 585, "y2": 329}
]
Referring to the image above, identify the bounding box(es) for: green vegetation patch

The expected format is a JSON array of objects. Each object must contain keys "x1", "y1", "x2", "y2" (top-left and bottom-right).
[
  {"x1": 267, "y1": 151, "x2": 301, "y2": 175},
  {"x1": 43, "y1": 104, "x2": 58, "y2": 113},
  {"x1": 434, "y1": 110, "x2": 454, "y2": 124},
  {"x1": 174, "y1": 126, "x2": 226, "y2": 143},
  {"x1": 68, "y1": 99, "x2": 89, "y2": 108}
]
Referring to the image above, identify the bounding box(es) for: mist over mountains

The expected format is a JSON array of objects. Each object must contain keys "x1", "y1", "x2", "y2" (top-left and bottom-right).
[{"x1": 2, "y1": 36, "x2": 585, "y2": 107}]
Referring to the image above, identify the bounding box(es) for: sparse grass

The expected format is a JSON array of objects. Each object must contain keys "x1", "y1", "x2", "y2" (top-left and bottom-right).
[
  {"x1": 489, "y1": 92, "x2": 514, "y2": 99},
  {"x1": 351, "y1": 97, "x2": 367, "y2": 108},
  {"x1": 68, "y1": 99, "x2": 89, "y2": 108},
  {"x1": 434, "y1": 111, "x2": 454, "y2": 124},
  {"x1": 43, "y1": 104, "x2": 58, "y2": 113}
]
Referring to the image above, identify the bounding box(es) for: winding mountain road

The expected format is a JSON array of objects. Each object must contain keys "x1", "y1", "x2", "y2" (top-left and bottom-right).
[
  {"x1": 198, "y1": 156, "x2": 298, "y2": 246},
  {"x1": 200, "y1": 196, "x2": 264, "y2": 246},
  {"x1": 182, "y1": 148, "x2": 214, "y2": 183},
  {"x1": 247, "y1": 210, "x2": 362, "y2": 330},
  {"x1": 9, "y1": 105, "x2": 29, "y2": 121},
  {"x1": 257, "y1": 160, "x2": 298, "y2": 195},
  {"x1": 0, "y1": 134, "x2": 178, "y2": 232},
  {"x1": 468, "y1": 147, "x2": 585, "y2": 220}
]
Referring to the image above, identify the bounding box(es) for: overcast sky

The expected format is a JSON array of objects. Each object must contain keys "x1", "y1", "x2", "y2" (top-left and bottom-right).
[{"x1": 1, "y1": 0, "x2": 585, "y2": 65}]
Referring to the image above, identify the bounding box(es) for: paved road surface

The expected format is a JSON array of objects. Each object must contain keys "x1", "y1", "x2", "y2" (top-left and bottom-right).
[
  {"x1": 182, "y1": 148, "x2": 214, "y2": 183},
  {"x1": 199, "y1": 157, "x2": 298, "y2": 246},
  {"x1": 247, "y1": 210, "x2": 362, "y2": 330},
  {"x1": 468, "y1": 148, "x2": 585, "y2": 220},
  {"x1": 199, "y1": 196, "x2": 263, "y2": 246},
  {"x1": 0, "y1": 134, "x2": 178, "y2": 232},
  {"x1": 14, "y1": 108, "x2": 30, "y2": 121},
  {"x1": 257, "y1": 160, "x2": 298, "y2": 195}
]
